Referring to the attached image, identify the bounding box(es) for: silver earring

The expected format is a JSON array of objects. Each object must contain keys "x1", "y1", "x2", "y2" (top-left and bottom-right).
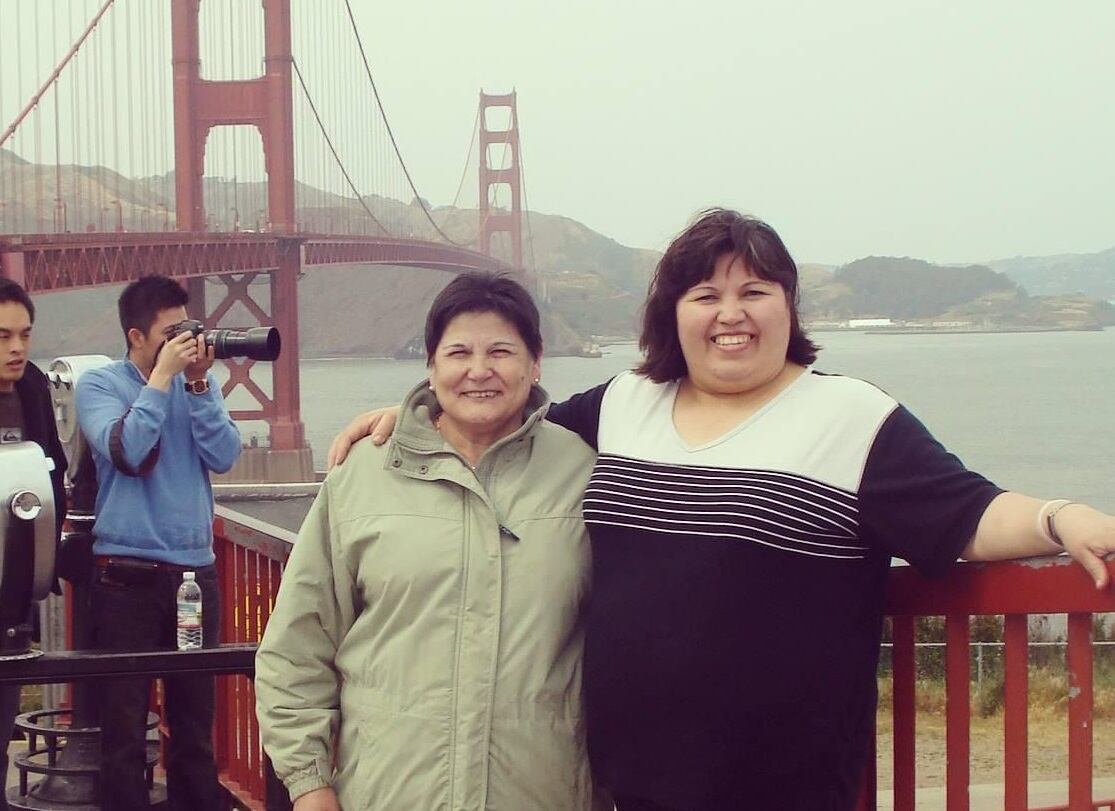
[{"x1": 533, "y1": 378, "x2": 540, "y2": 384}]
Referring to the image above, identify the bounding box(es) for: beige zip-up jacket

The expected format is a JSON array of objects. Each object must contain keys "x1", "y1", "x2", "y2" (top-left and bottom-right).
[{"x1": 255, "y1": 382, "x2": 603, "y2": 810}]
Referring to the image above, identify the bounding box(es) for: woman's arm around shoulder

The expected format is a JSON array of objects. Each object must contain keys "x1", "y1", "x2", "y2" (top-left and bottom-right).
[
  {"x1": 325, "y1": 378, "x2": 614, "y2": 467},
  {"x1": 327, "y1": 406, "x2": 400, "y2": 469},
  {"x1": 544, "y1": 380, "x2": 612, "y2": 451}
]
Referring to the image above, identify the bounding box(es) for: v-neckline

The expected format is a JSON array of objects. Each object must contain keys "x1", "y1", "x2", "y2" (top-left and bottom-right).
[{"x1": 667, "y1": 368, "x2": 812, "y2": 453}]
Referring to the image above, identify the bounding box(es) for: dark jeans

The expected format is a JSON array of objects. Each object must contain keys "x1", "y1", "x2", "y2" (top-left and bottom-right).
[{"x1": 91, "y1": 563, "x2": 221, "y2": 811}]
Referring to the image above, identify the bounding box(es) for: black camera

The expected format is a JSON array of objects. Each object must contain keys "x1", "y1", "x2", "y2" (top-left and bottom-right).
[{"x1": 164, "y1": 319, "x2": 282, "y2": 362}]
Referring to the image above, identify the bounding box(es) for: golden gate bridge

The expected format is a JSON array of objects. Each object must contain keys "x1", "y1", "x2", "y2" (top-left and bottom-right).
[
  {"x1": 0, "y1": 0, "x2": 532, "y2": 482},
  {"x1": 4, "y1": 5, "x2": 1115, "y2": 811}
]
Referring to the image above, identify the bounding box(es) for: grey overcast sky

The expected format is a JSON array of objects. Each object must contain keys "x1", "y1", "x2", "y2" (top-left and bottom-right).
[
  {"x1": 342, "y1": 0, "x2": 1115, "y2": 265},
  {"x1": 2, "y1": 1, "x2": 1112, "y2": 266}
]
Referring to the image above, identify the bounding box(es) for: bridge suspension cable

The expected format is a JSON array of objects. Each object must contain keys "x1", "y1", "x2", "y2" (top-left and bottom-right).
[
  {"x1": 450, "y1": 106, "x2": 481, "y2": 212},
  {"x1": 433, "y1": 104, "x2": 482, "y2": 244},
  {"x1": 340, "y1": 0, "x2": 469, "y2": 248},
  {"x1": 1, "y1": 0, "x2": 526, "y2": 254},
  {"x1": 291, "y1": 58, "x2": 390, "y2": 236},
  {"x1": 518, "y1": 138, "x2": 538, "y2": 278},
  {"x1": 0, "y1": 0, "x2": 117, "y2": 151},
  {"x1": 1, "y1": 0, "x2": 174, "y2": 235}
]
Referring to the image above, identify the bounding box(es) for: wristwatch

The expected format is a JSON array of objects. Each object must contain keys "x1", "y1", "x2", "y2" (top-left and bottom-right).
[{"x1": 184, "y1": 378, "x2": 209, "y2": 395}]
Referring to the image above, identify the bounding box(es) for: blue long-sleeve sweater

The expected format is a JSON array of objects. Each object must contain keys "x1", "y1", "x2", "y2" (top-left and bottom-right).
[{"x1": 76, "y1": 358, "x2": 242, "y2": 567}]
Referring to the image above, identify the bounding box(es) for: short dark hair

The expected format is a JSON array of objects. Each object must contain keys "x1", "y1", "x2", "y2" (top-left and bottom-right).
[
  {"x1": 636, "y1": 208, "x2": 819, "y2": 382},
  {"x1": 425, "y1": 272, "x2": 542, "y2": 362},
  {"x1": 118, "y1": 276, "x2": 189, "y2": 348},
  {"x1": 0, "y1": 277, "x2": 35, "y2": 323}
]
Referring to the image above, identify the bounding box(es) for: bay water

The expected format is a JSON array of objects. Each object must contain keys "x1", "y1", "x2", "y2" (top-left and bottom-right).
[{"x1": 296, "y1": 329, "x2": 1115, "y2": 512}]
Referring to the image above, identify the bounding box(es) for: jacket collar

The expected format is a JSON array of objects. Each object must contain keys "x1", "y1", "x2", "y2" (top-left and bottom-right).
[
  {"x1": 14, "y1": 359, "x2": 46, "y2": 398},
  {"x1": 14, "y1": 362, "x2": 53, "y2": 447}
]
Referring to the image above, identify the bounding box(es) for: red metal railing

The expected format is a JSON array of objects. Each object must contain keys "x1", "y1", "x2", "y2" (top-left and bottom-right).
[
  {"x1": 209, "y1": 508, "x2": 1115, "y2": 811},
  {"x1": 862, "y1": 556, "x2": 1115, "y2": 811},
  {"x1": 212, "y1": 506, "x2": 296, "y2": 811}
]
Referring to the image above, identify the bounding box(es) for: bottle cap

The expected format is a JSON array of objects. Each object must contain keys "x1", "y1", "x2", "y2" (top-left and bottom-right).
[{"x1": 183, "y1": 571, "x2": 195, "y2": 581}]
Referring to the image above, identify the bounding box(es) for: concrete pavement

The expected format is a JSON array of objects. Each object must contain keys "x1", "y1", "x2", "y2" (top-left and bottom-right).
[{"x1": 877, "y1": 777, "x2": 1115, "y2": 809}]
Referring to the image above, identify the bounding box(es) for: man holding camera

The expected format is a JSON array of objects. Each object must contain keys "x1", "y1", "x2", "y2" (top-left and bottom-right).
[
  {"x1": 76, "y1": 276, "x2": 240, "y2": 810},
  {"x1": 0, "y1": 278, "x2": 67, "y2": 811}
]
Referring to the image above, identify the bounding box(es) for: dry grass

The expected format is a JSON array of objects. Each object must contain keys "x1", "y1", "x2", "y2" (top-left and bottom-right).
[{"x1": 875, "y1": 672, "x2": 1115, "y2": 788}]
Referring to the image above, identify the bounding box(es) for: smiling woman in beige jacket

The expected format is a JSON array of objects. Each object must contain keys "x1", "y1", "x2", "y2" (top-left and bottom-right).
[{"x1": 255, "y1": 273, "x2": 605, "y2": 811}]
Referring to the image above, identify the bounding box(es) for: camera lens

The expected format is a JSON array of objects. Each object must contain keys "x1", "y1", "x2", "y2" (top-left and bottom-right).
[{"x1": 207, "y1": 327, "x2": 281, "y2": 361}]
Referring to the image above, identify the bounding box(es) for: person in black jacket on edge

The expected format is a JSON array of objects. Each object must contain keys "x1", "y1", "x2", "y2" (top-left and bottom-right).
[{"x1": 0, "y1": 277, "x2": 67, "y2": 810}]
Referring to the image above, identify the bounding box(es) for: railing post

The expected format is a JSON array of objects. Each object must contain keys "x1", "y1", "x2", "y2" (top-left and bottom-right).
[
  {"x1": 213, "y1": 532, "x2": 231, "y2": 777},
  {"x1": 892, "y1": 615, "x2": 916, "y2": 811},
  {"x1": 1003, "y1": 614, "x2": 1029, "y2": 810},
  {"x1": 1067, "y1": 613, "x2": 1094, "y2": 810},
  {"x1": 945, "y1": 614, "x2": 970, "y2": 811},
  {"x1": 246, "y1": 553, "x2": 263, "y2": 800},
  {"x1": 232, "y1": 543, "x2": 249, "y2": 792}
]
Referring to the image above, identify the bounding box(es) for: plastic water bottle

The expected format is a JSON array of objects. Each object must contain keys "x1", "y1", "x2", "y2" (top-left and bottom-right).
[{"x1": 176, "y1": 572, "x2": 203, "y2": 651}]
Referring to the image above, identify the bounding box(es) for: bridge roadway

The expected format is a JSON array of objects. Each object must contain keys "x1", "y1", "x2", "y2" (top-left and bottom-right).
[{"x1": 0, "y1": 231, "x2": 515, "y2": 294}]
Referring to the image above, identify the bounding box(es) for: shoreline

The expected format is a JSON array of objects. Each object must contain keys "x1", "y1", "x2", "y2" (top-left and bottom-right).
[{"x1": 862, "y1": 325, "x2": 1103, "y2": 336}]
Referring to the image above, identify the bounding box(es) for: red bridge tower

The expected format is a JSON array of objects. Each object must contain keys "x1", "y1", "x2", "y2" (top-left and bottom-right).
[
  {"x1": 171, "y1": 0, "x2": 311, "y2": 482},
  {"x1": 478, "y1": 92, "x2": 524, "y2": 276}
]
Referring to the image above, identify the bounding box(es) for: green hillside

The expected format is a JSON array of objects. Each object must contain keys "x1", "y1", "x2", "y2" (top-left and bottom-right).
[{"x1": 4, "y1": 147, "x2": 1113, "y2": 352}]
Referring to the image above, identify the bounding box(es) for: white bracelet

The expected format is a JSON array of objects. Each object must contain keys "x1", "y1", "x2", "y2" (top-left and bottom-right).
[{"x1": 1036, "y1": 499, "x2": 1075, "y2": 547}]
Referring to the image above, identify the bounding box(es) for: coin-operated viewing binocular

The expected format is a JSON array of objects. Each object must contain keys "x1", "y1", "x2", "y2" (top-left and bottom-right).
[
  {"x1": 45, "y1": 356, "x2": 112, "y2": 594},
  {"x1": 0, "y1": 443, "x2": 57, "y2": 660},
  {"x1": 48, "y1": 356, "x2": 110, "y2": 516}
]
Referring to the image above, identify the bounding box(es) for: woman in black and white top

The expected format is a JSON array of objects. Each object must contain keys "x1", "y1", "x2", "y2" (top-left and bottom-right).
[{"x1": 328, "y1": 209, "x2": 1115, "y2": 811}]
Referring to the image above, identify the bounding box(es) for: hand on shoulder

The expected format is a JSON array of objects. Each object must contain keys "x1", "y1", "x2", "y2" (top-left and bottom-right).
[{"x1": 327, "y1": 406, "x2": 401, "y2": 469}]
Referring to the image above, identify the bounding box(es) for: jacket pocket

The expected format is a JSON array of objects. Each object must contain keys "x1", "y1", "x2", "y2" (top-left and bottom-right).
[{"x1": 338, "y1": 686, "x2": 451, "y2": 810}]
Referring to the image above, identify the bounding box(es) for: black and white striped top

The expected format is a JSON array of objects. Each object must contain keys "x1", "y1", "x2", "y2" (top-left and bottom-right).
[
  {"x1": 585, "y1": 456, "x2": 865, "y2": 561},
  {"x1": 547, "y1": 369, "x2": 1002, "y2": 808}
]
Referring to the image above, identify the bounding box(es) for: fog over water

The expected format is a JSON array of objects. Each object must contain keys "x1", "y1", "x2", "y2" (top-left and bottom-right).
[{"x1": 296, "y1": 330, "x2": 1115, "y2": 512}]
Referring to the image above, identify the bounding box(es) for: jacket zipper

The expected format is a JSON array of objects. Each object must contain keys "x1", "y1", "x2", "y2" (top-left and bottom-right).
[{"x1": 446, "y1": 494, "x2": 472, "y2": 808}]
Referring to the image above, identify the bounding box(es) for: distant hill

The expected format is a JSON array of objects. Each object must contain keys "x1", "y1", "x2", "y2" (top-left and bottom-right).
[
  {"x1": 28, "y1": 264, "x2": 594, "y2": 361},
  {"x1": 800, "y1": 256, "x2": 1115, "y2": 328},
  {"x1": 1, "y1": 147, "x2": 656, "y2": 356},
  {"x1": 830, "y1": 257, "x2": 1019, "y2": 319},
  {"x1": 4, "y1": 147, "x2": 1113, "y2": 351},
  {"x1": 989, "y1": 248, "x2": 1115, "y2": 300}
]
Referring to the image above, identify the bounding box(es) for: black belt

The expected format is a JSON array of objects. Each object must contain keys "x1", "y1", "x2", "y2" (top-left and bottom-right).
[{"x1": 94, "y1": 555, "x2": 195, "y2": 576}]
